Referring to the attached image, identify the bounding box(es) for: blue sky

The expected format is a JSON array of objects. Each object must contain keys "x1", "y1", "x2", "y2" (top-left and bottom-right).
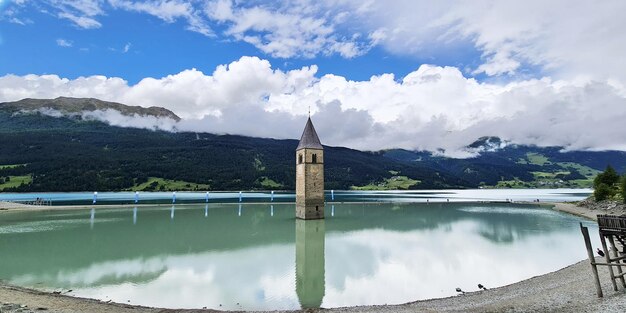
[
  {"x1": 1, "y1": 0, "x2": 625, "y2": 154},
  {"x1": 0, "y1": 0, "x2": 489, "y2": 84}
]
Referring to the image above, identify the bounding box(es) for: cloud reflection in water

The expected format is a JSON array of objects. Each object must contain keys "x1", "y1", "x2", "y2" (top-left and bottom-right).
[{"x1": 0, "y1": 203, "x2": 598, "y2": 310}]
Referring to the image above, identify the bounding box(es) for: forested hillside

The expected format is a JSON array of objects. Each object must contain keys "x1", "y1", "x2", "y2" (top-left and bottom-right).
[
  {"x1": 2, "y1": 98, "x2": 625, "y2": 192},
  {"x1": 0, "y1": 110, "x2": 465, "y2": 191}
]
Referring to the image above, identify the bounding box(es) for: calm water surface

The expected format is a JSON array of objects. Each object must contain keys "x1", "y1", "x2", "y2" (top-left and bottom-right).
[
  {"x1": 0, "y1": 188, "x2": 591, "y2": 205},
  {"x1": 0, "y1": 203, "x2": 597, "y2": 310}
]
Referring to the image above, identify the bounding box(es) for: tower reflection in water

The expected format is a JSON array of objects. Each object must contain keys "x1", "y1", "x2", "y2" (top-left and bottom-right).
[{"x1": 295, "y1": 219, "x2": 325, "y2": 309}]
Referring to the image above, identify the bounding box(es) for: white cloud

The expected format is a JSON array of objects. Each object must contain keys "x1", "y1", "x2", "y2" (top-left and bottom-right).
[
  {"x1": 19, "y1": 108, "x2": 178, "y2": 131},
  {"x1": 58, "y1": 11, "x2": 102, "y2": 29},
  {"x1": 204, "y1": 0, "x2": 370, "y2": 58},
  {"x1": 123, "y1": 42, "x2": 131, "y2": 53},
  {"x1": 55, "y1": 0, "x2": 104, "y2": 16},
  {"x1": 329, "y1": 0, "x2": 626, "y2": 81},
  {"x1": 56, "y1": 38, "x2": 73, "y2": 47},
  {"x1": 0, "y1": 73, "x2": 130, "y2": 102},
  {"x1": 4, "y1": 0, "x2": 626, "y2": 71},
  {"x1": 109, "y1": 0, "x2": 189, "y2": 22},
  {"x1": 80, "y1": 109, "x2": 178, "y2": 130},
  {"x1": 8, "y1": 17, "x2": 32, "y2": 25},
  {"x1": 2, "y1": 57, "x2": 626, "y2": 156},
  {"x1": 46, "y1": 0, "x2": 105, "y2": 29},
  {"x1": 108, "y1": 0, "x2": 213, "y2": 37},
  {"x1": 0, "y1": 0, "x2": 32, "y2": 25}
]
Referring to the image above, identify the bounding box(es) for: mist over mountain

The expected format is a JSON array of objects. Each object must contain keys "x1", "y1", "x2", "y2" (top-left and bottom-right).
[
  {"x1": 0, "y1": 97, "x2": 180, "y2": 132},
  {"x1": 1, "y1": 97, "x2": 624, "y2": 192},
  {"x1": 2, "y1": 97, "x2": 180, "y2": 120}
]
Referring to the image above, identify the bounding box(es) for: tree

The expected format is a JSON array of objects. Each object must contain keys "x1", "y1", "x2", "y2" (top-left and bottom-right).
[
  {"x1": 594, "y1": 165, "x2": 620, "y2": 187},
  {"x1": 593, "y1": 165, "x2": 621, "y2": 201},
  {"x1": 595, "y1": 183, "x2": 612, "y2": 201}
]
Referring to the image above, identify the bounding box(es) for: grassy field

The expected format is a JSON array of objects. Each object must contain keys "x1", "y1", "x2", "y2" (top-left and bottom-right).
[
  {"x1": 129, "y1": 177, "x2": 210, "y2": 191},
  {"x1": 352, "y1": 176, "x2": 420, "y2": 190},
  {"x1": 501, "y1": 154, "x2": 599, "y2": 188},
  {"x1": 556, "y1": 162, "x2": 601, "y2": 177},
  {"x1": 567, "y1": 179, "x2": 594, "y2": 188},
  {"x1": 531, "y1": 171, "x2": 569, "y2": 179},
  {"x1": 0, "y1": 164, "x2": 26, "y2": 170},
  {"x1": 257, "y1": 177, "x2": 283, "y2": 188},
  {"x1": 493, "y1": 175, "x2": 594, "y2": 189},
  {"x1": 253, "y1": 157, "x2": 266, "y2": 171},
  {"x1": 494, "y1": 179, "x2": 532, "y2": 188},
  {"x1": 0, "y1": 175, "x2": 33, "y2": 190},
  {"x1": 525, "y1": 152, "x2": 550, "y2": 165}
]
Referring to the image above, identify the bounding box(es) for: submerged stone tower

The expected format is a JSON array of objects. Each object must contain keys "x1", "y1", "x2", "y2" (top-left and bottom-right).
[
  {"x1": 295, "y1": 219, "x2": 325, "y2": 307},
  {"x1": 296, "y1": 117, "x2": 324, "y2": 219}
]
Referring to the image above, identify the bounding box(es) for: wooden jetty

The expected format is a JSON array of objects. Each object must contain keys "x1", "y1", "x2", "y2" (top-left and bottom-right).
[{"x1": 580, "y1": 214, "x2": 626, "y2": 297}]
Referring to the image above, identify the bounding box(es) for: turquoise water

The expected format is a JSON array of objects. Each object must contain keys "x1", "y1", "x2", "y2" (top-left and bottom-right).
[
  {"x1": 0, "y1": 202, "x2": 597, "y2": 310},
  {"x1": 0, "y1": 188, "x2": 591, "y2": 205}
]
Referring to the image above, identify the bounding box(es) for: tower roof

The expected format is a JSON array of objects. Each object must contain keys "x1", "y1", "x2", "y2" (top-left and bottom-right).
[{"x1": 296, "y1": 117, "x2": 323, "y2": 150}]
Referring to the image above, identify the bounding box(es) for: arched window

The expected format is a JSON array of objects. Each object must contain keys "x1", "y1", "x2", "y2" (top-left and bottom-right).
[
  {"x1": 312, "y1": 153, "x2": 317, "y2": 163},
  {"x1": 298, "y1": 154, "x2": 303, "y2": 164}
]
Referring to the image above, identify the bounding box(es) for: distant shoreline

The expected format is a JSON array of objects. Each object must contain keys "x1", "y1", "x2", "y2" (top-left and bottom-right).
[
  {"x1": 549, "y1": 201, "x2": 598, "y2": 220},
  {"x1": 0, "y1": 199, "x2": 561, "y2": 213},
  {"x1": 2, "y1": 200, "x2": 625, "y2": 312}
]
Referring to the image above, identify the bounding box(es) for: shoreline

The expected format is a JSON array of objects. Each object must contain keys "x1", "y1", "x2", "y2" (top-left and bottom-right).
[
  {"x1": 2, "y1": 201, "x2": 625, "y2": 312},
  {"x1": 2, "y1": 258, "x2": 625, "y2": 313},
  {"x1": 550, "y1": 201, "x2": 600, "y2": 221},
  {"x1": 1, "y1": 199, "x2": 549, "y2": 213}
]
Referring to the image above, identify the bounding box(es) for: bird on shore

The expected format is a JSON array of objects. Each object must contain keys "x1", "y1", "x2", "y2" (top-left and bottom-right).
[
  {"x1": 478, "y1": 284, "x2": 487, "y2": 291},
  {"x1": 456, "y1": 287, "x2": 464, "y2": 294},
  {"x1": 597, "y1": 248, "x2": 605, "y2": 257}
]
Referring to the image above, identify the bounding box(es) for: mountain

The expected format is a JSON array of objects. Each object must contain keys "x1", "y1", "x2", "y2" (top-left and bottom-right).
[
  {"x1": 0, "y1": 97, "x2": 180, "y2": 121},
  {"x1": 1, "y1": 97, "x2": 625, "y2": 192},
  {"x1": 383, "y1": 139, "x2": 626, "y2": 188},
  {"x1": 0, "y1": 98, "x2": 465, "y2": 191}
]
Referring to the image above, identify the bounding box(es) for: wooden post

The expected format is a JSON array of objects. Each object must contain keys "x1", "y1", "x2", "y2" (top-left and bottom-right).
[
  {"x1": 608, "y1": 235, "x2": 626, "y2": 288},
  {"x1": 599, "y1": 231, "x2": 619, "y2": 291},
  {"x1": 580, "y1": 223, "x2": 603, "y2": 297}
]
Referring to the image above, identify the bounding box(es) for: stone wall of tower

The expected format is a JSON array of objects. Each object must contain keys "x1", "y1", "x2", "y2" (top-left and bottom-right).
[
  {"x1": 295, "y1": 219, "x2": 325, "y2": 308},
  {"x1": 296, "y1": 148, "x2": 324, "y2": 219}
]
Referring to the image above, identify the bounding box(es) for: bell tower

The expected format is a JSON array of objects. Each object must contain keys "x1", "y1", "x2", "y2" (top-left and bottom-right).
[{"x1": 296, "y1": 117, "x2": 324, "y2": 219}]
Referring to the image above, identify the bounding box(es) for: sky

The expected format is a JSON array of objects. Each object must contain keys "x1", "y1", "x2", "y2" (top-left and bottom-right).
[{"x1": 1, "y1": 0, "x2": 626, "y2": 156}]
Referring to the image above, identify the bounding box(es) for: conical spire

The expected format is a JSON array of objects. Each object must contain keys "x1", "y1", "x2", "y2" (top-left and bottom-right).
[{"x1": 296, "y1": 117, "x2": 323, "y2": 150}]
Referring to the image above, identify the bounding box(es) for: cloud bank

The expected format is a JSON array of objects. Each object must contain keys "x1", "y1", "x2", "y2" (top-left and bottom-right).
[
  {"x1": 330, "y1": 0, "x2": 626, "y2": 80},
  {"x1": 18, "y1": 107, "x2": 179, "y2": 131},
  {"x1": 2, "y1": 56, "x2": 626, "y2": 156},
  {"x1": 5, "y1": 1, "x2": 626, "y2": 80}
]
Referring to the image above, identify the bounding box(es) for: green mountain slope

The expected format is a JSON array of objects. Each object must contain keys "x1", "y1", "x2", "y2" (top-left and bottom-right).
[
  {"x1": 0, "y1": 109, "x2": 465, "y2": 191},
  {"x1": 383, "y1": 137, "x2": 626, "y2": 189},
  {"x1": 0, "y1": 97, "x2": 180, "y2": 121},
  {"x1": 1, "y1": 98, "x2": 625, "y2": 192}
]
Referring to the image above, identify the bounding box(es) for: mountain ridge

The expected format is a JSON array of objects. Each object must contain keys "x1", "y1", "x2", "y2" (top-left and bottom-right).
[
  {"x1": 0, "y1": 97, "x2": 180, "y2": 121},
  {"x1": 1, "y1": 97, "x2": 625, "y2": 192}
]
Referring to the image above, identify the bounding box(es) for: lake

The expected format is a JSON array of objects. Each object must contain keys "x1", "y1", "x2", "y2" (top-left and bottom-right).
[
  {"x1": 0, "y1": 200, "x2": 598, "y2": 310},
  {"x1": 0, "y1": 188, "x2": 592, "y2": 205}
]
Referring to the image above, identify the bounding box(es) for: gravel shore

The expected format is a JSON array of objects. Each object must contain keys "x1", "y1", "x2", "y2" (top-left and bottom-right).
[
  {"x1": 1, "y1": 201, "x2": 625, "y2": 312},
  {"x1": 551, "y1": 200, "x2": 626, "y2": 221}
]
